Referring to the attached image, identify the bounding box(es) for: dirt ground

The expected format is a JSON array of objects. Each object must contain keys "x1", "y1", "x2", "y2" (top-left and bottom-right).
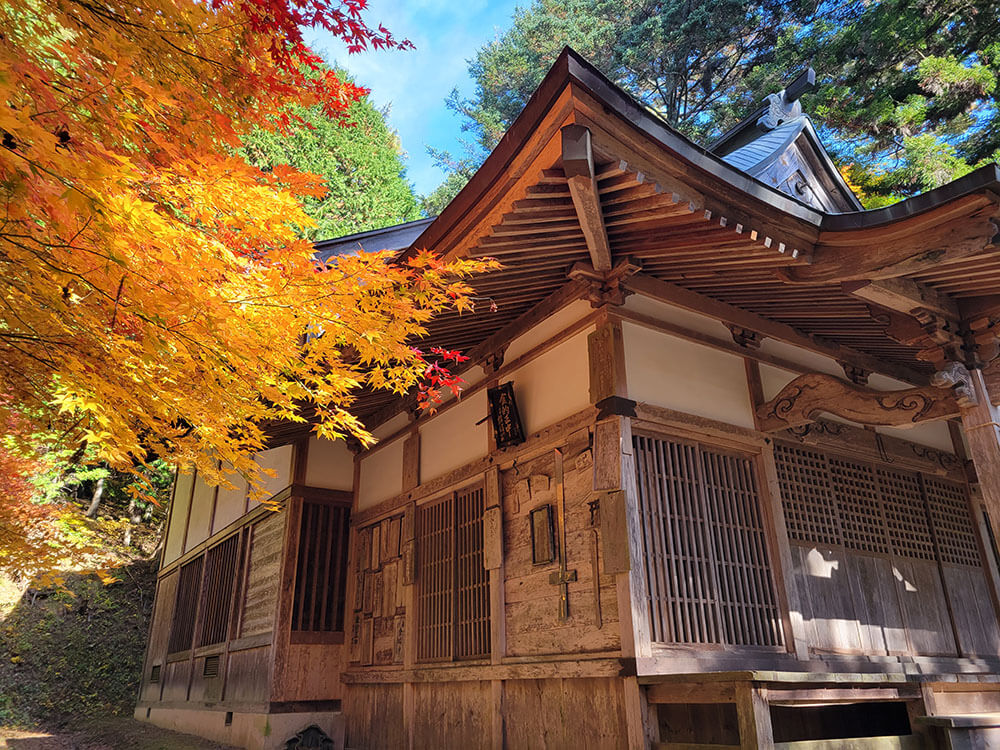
[{"x1": 0, "y1": 718, "x2": 238, "y2": 750}]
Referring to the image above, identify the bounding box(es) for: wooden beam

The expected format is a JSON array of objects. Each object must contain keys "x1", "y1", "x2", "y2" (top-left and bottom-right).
[
  {"x1": 959, "y1": 294, "x2": 1000, "y2": 321},
  {"x1": 843, "y1": 277, "x2": 959, "y2": 320},
  {"x1": 562, "y1": 124, "x2": 613, "y2": 271},
  {"x1": 622, "y1": 272, "x2": 928, "y2": 384},
  {"x1": 756, "y1": 372, "x2": 959, "y2": 431},
  {"x1": 783, "y1": 201, "x2": 999, "y2": 283}
]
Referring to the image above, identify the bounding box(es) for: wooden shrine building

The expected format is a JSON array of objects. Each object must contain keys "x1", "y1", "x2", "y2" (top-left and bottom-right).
[{"x1": 136, "y1": 49, "x2": 1000, "y2": 749}]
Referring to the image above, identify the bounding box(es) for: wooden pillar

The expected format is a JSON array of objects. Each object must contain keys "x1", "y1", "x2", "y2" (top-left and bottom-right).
[
  {"x1": 589, "y1": 318, "x2": 652, "y2": 749},
  {"x1": 956, "y1": 368, "x2": 1000, "y2": 530},
  {"x1": 736, "y1": 683, "x2": 773, "y2": 750}
]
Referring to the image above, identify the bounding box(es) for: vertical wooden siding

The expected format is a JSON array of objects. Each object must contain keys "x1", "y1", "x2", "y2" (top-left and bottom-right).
[{"x1": 633, "y1": 434, "x2": 783, "y2": 648}]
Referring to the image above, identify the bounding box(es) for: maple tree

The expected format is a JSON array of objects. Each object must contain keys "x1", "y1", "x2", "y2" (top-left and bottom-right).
[{"x1": 0, "y1": 0, "x2": 496, "y2": 576}]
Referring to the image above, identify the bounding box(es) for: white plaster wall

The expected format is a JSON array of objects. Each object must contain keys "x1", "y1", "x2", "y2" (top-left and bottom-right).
[
  {"x1": 185, "y1": 474, "x2": 215, "y2": 552},
  {"x1": 504, "y1": 300, "x2": 592, "y2": 362},
  {"x1": 876, "y1": 422, "x2": 955, "y2": 452},
  {"x1": 758, "y1": 339, "x2": 843, "y2": 378},
  {"x1": 509, "y1": 328, "x2": 592, "y2": 435},
  {"x1": 372, "y1": 412, "x2": 410, "y2": 442},
  {"x1": 357, "y1": 436, "x2": 404, "y2": 511},
  {"x1": 213, "y1": 465, "x2": 248, "y2": 531},
  {"x1": 624, "y1": 293, "x2": 734, "y2": 339},
  {"x1": 624, "y1": 322, "x2": 755, "y2": 429},
  {"x1": 304, "y1": 436, "x2": 354, "y2": 491},
  {"x1": 462, "y1": 364, "x2": 486, "y2": 389},
  {"x1": 420, "y1": 389, "x2": 488, "y2": 483},
  {"x1": 248, "y1": 444, "x2": 294, "y2": 510},
  {"x1": 163, "y1": 471, "x2": 194, "y2": 564},
  {"x1": 760, "y1": 363, "x2": 798, "y2": 401}
]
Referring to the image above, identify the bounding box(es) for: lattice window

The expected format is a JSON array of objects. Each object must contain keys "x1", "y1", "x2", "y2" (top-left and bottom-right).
[
  {"x1": 168, "y1": 557, "x2": 203, "y2": 653},
  {"x1": 198, "y1": 534, "x2": 242, "y2": 647},
  {"x1": 291, "y1": 501, "x2": 351, "y2": 633},
  {"x1": 455, "y1": 486, "x2": 490, "y2": 660},
  {"x1": 415, "y1": 486, "x2": 490, "y2": 661},
  {"x1": 773, "y1": 444, "x2": 841, "y2": 546},
  {"x1": 775, "y1": 443, "x2": 981, "y2": 567},
  {"x1": 924, "y1": 477, "x2": 982, "y2": 567},
  {"x1": 634, "y1": 434, "x2": 783, "y2": 648},
  {"x1": 829, "y1": 458, "x2": 889, "y2": 554},
  {"x1": 878, "y1": 468, "x2": 935, "y2": 561}
]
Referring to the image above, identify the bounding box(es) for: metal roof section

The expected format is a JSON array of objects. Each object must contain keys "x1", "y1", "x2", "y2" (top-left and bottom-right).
[
  {"x1": 313, "y1": 217, "x2": 435, "y2": 263},
  {"x1": 722, "y1": 117, "x2": 807, "y2": 175}
]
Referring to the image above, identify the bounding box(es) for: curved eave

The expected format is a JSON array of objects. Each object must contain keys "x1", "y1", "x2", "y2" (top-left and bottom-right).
[{"x1": 822, "y1": 163, "x2": 1000, "y2": 231}]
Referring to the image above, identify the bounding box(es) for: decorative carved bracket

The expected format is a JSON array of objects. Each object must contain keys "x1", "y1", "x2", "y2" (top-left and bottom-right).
[
  {"x1": 568, "y1": 257, "x2": 641, "y2": 308},
  {"x1": 756, "y1": 372, "x2": 960, "y2": 432},
  {"x1": 931, "y1": 362, "x2": 978, "y2": 408},
  {"x1": 727, "y1": 324, "x2": 763, "y2": 349}
]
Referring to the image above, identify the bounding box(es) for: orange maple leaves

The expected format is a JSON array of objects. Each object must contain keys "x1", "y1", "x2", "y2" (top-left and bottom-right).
[{"x1": 0, "y1": 0, "x2": 496, "y2": 523}]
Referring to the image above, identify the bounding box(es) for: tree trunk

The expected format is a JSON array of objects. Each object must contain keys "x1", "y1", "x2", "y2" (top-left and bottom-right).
[{"x1": 85, "y1": 476, "x2": 105, "y2": 518}]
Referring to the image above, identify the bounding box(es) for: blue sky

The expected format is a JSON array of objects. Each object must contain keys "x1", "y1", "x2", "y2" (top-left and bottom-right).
[{"x1": 306, "y1": 0, "x2": 523, "y2": 197}]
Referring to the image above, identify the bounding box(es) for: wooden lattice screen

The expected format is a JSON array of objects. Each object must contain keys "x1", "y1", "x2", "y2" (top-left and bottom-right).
[
  {"x1": 416, "y1": 485, "x2": 490, "y2": 661},
  {"x1": 168, "y1": 556, "x2": 203, "y2": 653},
  {"x1": 291, "y1": 501, "x2": 351, "y2": 633},
  {"x1": 774, "y1": 443, "x2": 983, "y2": 570},
  {"x1": 633, "y1": 435, "x2": 783, "y2": 647},
  {"x1": 455, "y1": 486, "x2": 489, "y2": 659},
  {"x1": 198, "y1": 534, "x2": 242, "y2": 647}
]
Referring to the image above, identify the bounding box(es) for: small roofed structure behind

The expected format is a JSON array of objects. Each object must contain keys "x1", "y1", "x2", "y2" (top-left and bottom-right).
[{"x1": 712, "y1": 67, "x2": 863, "y2": 213}]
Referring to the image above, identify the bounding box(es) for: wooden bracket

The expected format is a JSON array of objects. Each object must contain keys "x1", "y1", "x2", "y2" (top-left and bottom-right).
[
  {"x1": 727, "y1": 323, "x2": 763, "y2": 349},
  {"x1": 838, "y1": 360, "x2": 871, "y2": 385},
  {"x1": 562, "y1": 124, "x2": 613, "y2": 272},
  {"x1": 569, "y1": 257, "x2": 641, "y2": 307},
  {"x1": 756, "y1": 372, "x2": 960, "y2": 431}
]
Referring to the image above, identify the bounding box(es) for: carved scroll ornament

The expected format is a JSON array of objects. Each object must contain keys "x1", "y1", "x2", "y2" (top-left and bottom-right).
[{"x1": 756, "y1": 372, "x2": 960, "y2": 432}]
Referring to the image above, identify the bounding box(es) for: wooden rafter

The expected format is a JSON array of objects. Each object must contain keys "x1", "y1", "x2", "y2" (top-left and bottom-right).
[
  {"x1": 561, "y1": 124, "x2": 613, "y2": 271},
  {"x1": 756, "y1": 372, "x2": 959, "y2": 432}
]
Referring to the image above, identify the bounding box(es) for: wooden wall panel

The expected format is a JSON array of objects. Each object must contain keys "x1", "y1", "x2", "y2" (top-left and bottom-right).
[
  {"x1": 141, "y1": 572, "x2": 178, "y2": 702},
  {"x1": 789, "y1": 544, "x2": 863, "y2": 653},
  {"x1": 240, "y1": 512, "x2": 283, "y2": 638},
  {"x1": 503, "y1": 678, "x2": 628, "y2": 749},
  {"x1": 159, "y1": 659, "x2": 190, "y2": 702},
  {"x1": 943, "y1": 566, "x2": 1000, "y2": 656},
  {"x1": 895, "y1": 558, "x2": 956, "y2": 656},
  {"x1": 412, "y1": 681, "x2": 491, "y2": 750},
  {"x1": 343, "y1": 684, "x2": 405, "y2": 750},
  {"x1": 499, "y1": 435, "x2": 621, "y2": 658},
  {"x1": 224, "y1": 646, "x2": 271, "y2": 704},
  {"x1": 845, "y1": 553, "x2": 908, "y2": 655},
  {"x1": 273, "y1": 643, "x2": 345, "y2": 702}
]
